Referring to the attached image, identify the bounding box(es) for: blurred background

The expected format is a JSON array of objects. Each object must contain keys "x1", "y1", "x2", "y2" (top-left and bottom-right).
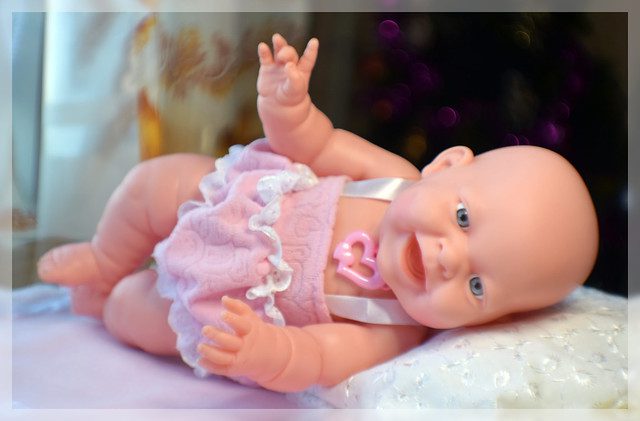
[{"x1": 10, "y1": 12, "x2": 627, "y2": 297}]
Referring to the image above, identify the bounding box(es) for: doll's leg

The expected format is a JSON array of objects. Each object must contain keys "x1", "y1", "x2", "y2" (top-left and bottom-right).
[
  {"x1": 38, "y1": 153, "x2": 215, "y2": 318},
  {"x1": 102, "y1": 269, "x2": 178, "y2": 356}
]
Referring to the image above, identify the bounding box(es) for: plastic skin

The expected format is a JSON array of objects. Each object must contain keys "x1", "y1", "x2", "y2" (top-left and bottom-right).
[{"x1": 37, "y1": 34, "x2": 599, "y2": 392}]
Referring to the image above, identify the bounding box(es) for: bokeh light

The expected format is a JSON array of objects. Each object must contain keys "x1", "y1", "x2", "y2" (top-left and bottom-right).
[
  {"x1": 539, "y1": 121, "x2": 564, "y2": 146},
  {"x1": 378, "y1": 20, "x2": 400, "y2": 40},
  {"x1": 436, "y1": 106, "x2": 459, "y2": 128},
  {"x1": 371, "y1": 99, "x2": 394, "y2": 121},
  {"x1": 552, "y1": 101, "x2": 571, "y2": 121},
  {"x1": 361, "y1": 55, "x2": 386, "y2": 82},
  {"x1": 514, "y1": 30, "x2": 532, "y2": 48},
  {"x1": 402, "y1": 131, "x2": 428, "y2": 162},
  {"x1": 505, "y1": 133, "x2": 531, "y2": 146},
  {"x1": 410, "y1": 62, "x2": 435, "y2": 91},
  {"x1": 567, "y1": 73, "x2": 585, "y2": 95},
  {"x1": 390, "y1": 48, "x2": 410, "y2": 66},
  {"x1": 351, "y1": 13, "x2": 626, "y2": 296}
]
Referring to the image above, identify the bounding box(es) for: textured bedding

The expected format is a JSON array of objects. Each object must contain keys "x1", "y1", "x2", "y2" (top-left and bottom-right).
[
  {"x1": 6, "y1": 284, "x2": 634, "y2": 409},
  {"x1": 299, "y1": 286, "x2": 630, "y2": 408}
]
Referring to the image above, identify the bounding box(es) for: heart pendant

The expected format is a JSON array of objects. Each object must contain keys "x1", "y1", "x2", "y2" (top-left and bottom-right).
[{"x1": 332, "y1": 230, "x2": 388, "y2": 290}]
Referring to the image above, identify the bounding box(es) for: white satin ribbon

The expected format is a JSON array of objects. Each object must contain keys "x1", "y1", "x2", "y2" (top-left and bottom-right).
[
  {"x1": 325, "y1": 294, "x2": 422, "y2": 326},
  {"x1": 341, "y1": 178, "x2": 415, "y2": 202},
  {"x1": 333, "y1": 177, "x2": 418, "y2": 325}
]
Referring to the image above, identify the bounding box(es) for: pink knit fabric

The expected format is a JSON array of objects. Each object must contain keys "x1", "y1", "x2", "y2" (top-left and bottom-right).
[{"x1": 154, "y1": 139, "x2": 346, "y2": 371}]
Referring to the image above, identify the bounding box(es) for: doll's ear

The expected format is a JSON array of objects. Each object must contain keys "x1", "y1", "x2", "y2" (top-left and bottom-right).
[{"x1": 421, "y1": 146, "x2": 474, "y2": 177}]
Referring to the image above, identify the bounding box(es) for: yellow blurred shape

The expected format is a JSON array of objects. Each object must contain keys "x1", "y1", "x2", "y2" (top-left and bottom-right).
[
  {"x1": 137, "y1": 89, "x2": 163, "y2": 160},
  {"x1": 133, "y1": 14, "x2": 157, "y2": 54},
  {"x1": 403, "y1": 132, "x2": 427, "y2": 162}
]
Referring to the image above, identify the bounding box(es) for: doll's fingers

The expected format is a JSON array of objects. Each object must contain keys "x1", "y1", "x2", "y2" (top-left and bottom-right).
[
  {"x1": 275, "y1": 45, "x2": 299, "y2": 65},
  {"x1": 222, "y1": 310, "x2": 253, "y2": 336},
  {"x1": 283, "y1": 62, "x2": 304, "y2": 94},
  {"x1": 197, "y1": 356, "x2": 231, "y2": 376},
  {"x1": 202, "y1": 325, "x2": 243, "y2": 352},
  {"x1": 272, "y1": 33, "x2": 288, "y2": 55},
  {"x1": 284, "y1": 61, "x2": 299, "y2": 78},
  {"x1": 197, "y1": 343, "x2": 235, "y2": 366},
  {"x1": 221, "y1": 295, "x2": 254, "y2": 317},
  {"x1": 258, "y1": 42, "x2": 274, "y2": 66},
  {"x1": 298, "y1": 38, "x2": 319, "y2": 75}
]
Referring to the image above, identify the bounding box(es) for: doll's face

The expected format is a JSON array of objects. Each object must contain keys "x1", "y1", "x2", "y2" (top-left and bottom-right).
[{"x1": 377, "y1": 146, "x2": 598, "y2": 329}]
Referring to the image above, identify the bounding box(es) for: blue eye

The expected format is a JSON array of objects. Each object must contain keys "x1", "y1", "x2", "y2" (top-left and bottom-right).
[
  {"x1": 469, "y1": 276, "x2": 484, "y2": 298},
  {"x1": 456, "y1": 202, "x2": 469, "y2": 228}
]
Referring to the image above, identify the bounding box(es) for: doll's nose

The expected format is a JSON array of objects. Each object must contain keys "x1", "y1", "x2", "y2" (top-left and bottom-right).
[{"x1": 436, "y1": 237, "x2": 467, "y2": 280}]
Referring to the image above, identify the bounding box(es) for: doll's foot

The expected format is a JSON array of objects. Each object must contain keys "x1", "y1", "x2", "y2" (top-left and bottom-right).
[
  {"x1": 68, "y1": 284, "x2": 110, "y2": 318},
  {"x1": 38, "y1": 242, "x2": 113, "y2": 318},
  {"x1": 38, "y1": 242, "x2": 106, "y2": 287}
]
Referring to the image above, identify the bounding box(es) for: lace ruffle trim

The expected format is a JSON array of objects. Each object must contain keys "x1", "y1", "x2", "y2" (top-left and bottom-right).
[{"x1": 209, "y1": 145, "x2": 319, "y2": 326}]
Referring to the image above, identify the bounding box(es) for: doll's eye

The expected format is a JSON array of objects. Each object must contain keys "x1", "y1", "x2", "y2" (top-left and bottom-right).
[
  {"x1": 469, "y1": 276, "x2": 484, "y2": 298},
  {"x1": 456, "y1": 202, "x2": 469, "y2": 229}
]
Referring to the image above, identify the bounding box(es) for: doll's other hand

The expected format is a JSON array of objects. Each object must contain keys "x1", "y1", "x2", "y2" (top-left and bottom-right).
[
  {"x1": 257, "y1": 33, "x2": 318, "y2": 105},
  {"x1": 197, "y1": 296, "x2": 280, "y2": 382}
]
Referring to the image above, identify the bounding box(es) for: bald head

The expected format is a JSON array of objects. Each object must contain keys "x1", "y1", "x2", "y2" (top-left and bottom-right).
[
  {"x1": 381, "y1": 144, "x2": 599, "y2": 328},
  {"x1": 472, "y1": 146, "x2": 599, "y2": 312}
]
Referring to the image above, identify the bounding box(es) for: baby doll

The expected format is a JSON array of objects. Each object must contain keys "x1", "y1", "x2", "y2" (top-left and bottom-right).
[{"x1": 37, "y1": 34, "x2": 599, "y2": 393}]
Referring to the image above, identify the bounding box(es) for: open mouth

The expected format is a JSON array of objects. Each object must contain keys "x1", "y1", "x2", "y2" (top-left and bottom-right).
[{"x1": 405, "y1": 234, "x2": 426, "y2": 285}]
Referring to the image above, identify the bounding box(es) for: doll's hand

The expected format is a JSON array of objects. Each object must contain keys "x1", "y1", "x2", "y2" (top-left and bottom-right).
[
  {"x1": 197, "y1": 296, "x2": 283, "y2": 383},
  {"x1": 257, "y1": 33, "x2": 318, "y2": 106}
]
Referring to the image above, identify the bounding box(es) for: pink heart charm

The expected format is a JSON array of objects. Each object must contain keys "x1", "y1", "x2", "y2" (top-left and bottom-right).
[{"x1": 332, "y1": 230, "x2": 388, "y2": 290}]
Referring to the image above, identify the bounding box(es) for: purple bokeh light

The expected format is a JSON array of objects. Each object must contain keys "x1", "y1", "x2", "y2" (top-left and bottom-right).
[
  {"x1": 390, "y1": 83, "x2": 411, "y2": 100},
  {"x1": 410, "y1": 63, "x2": 436, "y2": 91},
  {"x1": 390, "y1": 48, "x2": 410, "y2": 66},
  {"x1": 539, "y1": 122, "x2": 565, "y2": 146},
  {"x1": 505, "y1": 134, "x2": 518, "y2": 145},
  {"x1": 436, "y1": 106, "x2": 459, "y2": 128},
  {"x1": 567, "y1": 73, "x2": 585, "y2": 95},
  {"x1": 505, "y1": 133, "x2": 530, "y2": 146},
  {"x1": 388, "y1": 83, "x2": 411, "y2": 116},
  {"x1": 552, "y1": 101, "x2": 571, "y2": 121},
  {"x1": 379, "y1": 20, "x2": 400, "y2": 40}
]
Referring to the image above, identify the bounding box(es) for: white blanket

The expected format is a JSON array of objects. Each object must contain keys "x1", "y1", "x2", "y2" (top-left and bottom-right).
[{"x1": 5, "y1": 284, "x2": 636, "y2": 411}]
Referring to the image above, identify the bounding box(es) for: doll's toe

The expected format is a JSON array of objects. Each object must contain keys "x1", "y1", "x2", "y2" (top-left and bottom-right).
[
  {"x1": 69, "y1": 285, "x2": 109, "y2": 318},
  {"x1": 37, "y1": 242, "x2": 102, "y2": 287}
]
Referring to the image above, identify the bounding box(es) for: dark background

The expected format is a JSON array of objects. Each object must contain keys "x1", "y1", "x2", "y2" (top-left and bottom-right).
[{"x1": 304, "y1": 13, "x2": 627, "y2": 297}]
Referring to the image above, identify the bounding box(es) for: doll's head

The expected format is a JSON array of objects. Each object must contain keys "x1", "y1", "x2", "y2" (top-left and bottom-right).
[{"x1": 378, "y1": 145, "x2": 598, "y2": 329}]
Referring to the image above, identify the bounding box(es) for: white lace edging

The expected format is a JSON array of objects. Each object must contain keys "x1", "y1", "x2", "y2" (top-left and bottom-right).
[
  {"x1": 202, "y1": 144, "x2": 245, "y2": 201},
  {"x1": 200, "y1": 144, "x2": 319, "y2": 326},
  {"x1": 176, "y1": 144, "x2": 245, "y2": 217},
  {"x1": 246, "y1": 162, "x2": 318, "y2": 326}
]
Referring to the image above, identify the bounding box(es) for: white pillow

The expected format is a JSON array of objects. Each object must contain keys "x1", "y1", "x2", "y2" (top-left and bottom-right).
[{"x1": 295, "y1": 287, "x2": 628, "y2": 408}]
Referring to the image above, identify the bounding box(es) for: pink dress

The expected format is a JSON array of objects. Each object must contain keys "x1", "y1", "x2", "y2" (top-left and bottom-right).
[{"x1": 153, "y1": 139, "x2": 347, "y2": 374}]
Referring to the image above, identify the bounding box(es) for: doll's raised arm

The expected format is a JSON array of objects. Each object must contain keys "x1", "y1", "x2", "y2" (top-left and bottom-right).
[
  {"x1": 257, "y1": 35, "x2": 420, "y2": 180},
  {"x1": 197, "y1": 297, "x2": 426, "y2": 392}
]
